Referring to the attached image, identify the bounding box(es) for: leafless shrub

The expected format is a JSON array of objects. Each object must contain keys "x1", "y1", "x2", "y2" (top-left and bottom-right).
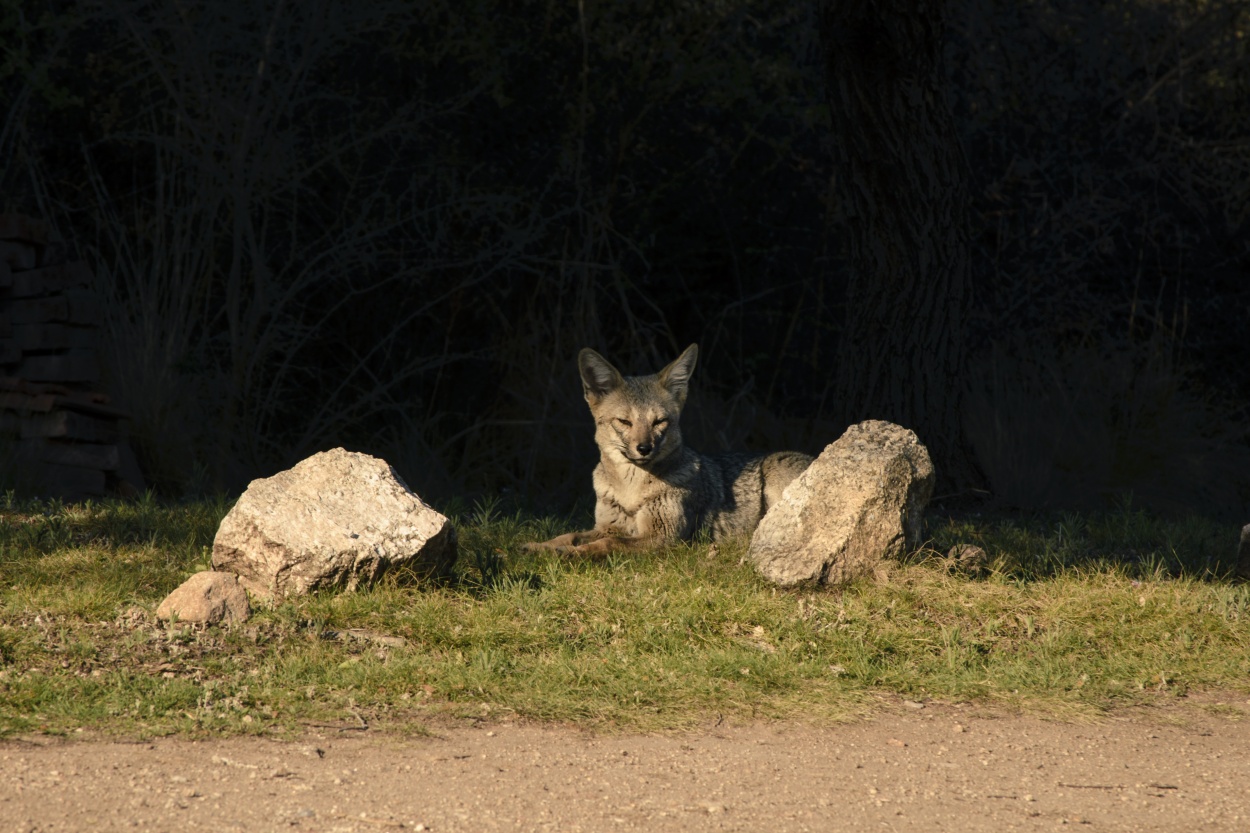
[{"x1": 0, "y1": 0, "x2": 1245, "y2": 517}]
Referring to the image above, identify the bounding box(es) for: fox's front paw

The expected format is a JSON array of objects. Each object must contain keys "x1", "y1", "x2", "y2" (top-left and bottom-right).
[
  {"x1": 521, "y1": 540, "x2": 602, "y2": 558},
  {"x1": 553, "y1": 537, "x2": 615, "y2": 560},
  {"x1": 522, "y1": 531, "x2": 604, "y2": 553},
  {"x1": 522, "y1": 534, "x2": 575, "y2": 553}
]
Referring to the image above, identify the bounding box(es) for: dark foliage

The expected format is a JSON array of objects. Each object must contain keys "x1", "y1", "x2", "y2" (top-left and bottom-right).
[{"x1": 1, "y1": 0, "x2": 1246, "y2": 517}]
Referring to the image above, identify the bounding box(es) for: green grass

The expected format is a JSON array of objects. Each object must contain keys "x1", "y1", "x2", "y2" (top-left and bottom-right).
[{"x1": 1, "y1": 492, "x2": 1247, "y2": 738}]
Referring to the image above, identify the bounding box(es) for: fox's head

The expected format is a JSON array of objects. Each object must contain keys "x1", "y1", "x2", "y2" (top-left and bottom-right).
[{"x1": 578, "y1": 344, "x2": 698, "y2": 468}]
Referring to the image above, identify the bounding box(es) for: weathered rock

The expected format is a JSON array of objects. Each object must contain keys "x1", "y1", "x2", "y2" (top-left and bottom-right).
[
  {"x1": 211, "y1": 448, "x2": 457, "y2": 602},
  {"x1": 1237, "y1": 524, "x2": 1250, "y2": 580},
  {"x1": 156, "y1": 571, "x2": 251, "y2": 625},
  {"x1": 748, "y1": 420, "x2": 935, "y2": 587}
]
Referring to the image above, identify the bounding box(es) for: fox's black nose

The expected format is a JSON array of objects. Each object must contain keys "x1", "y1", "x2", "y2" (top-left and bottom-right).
[{"x1": 636, "y1": 443, "x2": 653, "y2": 457}]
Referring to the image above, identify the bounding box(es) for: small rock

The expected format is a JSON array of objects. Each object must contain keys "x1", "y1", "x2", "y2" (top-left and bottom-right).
[
  {"x1": 155, "y1": 571, "x2": 250, "y2": 625},
  {"x1": 324, "y1": 628, "x2": 408, "y2": 649},
  {"x1": 116, "y1": 605, "x2": 148, "y2": 627},
  {"x1": 748, "y1": 421, "x2": 935, "y2": 587},
  {"x1": 903, "y1": 700, "x2": 925, "y2": 710},
  {"x1": 953, "y1": 723, "x2": 966, "y2": 733},
  {"x1": 946, "y1": 543, "x2": 990, "y2": 575}
]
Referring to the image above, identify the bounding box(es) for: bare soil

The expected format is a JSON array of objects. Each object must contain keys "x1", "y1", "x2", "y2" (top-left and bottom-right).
[{"x1": 4, "y1": 698, "x2": 1249, "y2": 833}]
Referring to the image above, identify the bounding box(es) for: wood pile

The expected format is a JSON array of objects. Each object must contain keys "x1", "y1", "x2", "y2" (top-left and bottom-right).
[{"x1": 0, "y1": 213, "x2": 145, "y2": 499}]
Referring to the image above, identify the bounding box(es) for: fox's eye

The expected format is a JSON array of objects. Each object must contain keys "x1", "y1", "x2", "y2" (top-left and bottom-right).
[
  {"x1": 615, "y1": 418, "x2": 633, "y2": 428},
  {"x1": 653, "y1": 418, "x2": 668, "y2": 428}
]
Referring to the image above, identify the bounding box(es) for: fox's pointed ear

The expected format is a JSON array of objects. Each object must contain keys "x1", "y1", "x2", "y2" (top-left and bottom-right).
[
  {"x1": 658, "y1": 343, "x2": 698, "y2": 407},
  {"x1": 578, "y1": 348, "x2": 624, "y2": 405}
]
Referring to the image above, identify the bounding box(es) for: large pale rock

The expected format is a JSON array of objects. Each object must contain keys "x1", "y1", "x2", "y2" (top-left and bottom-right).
[
  {"x1": 748, "y1": 420, "x2": 935, "y2": 587},
  {"x1": 211, "y1": 448, "x2": 457, "y2": 602},
  {"x1": 156, "y1": 571, "x2": 251, "y2": 625}
]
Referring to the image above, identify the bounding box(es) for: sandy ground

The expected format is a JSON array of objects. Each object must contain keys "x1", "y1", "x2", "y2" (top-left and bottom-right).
[{"x1": 4, "y1": 699, "x2": 1250, "y2": 833}]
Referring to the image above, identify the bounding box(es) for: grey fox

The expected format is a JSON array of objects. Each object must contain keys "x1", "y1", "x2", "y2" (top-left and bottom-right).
[{"x1": 525, "y1": 344, "x2": 813, "y2": 557}]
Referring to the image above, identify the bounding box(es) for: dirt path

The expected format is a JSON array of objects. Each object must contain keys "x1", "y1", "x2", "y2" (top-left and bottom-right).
[{"x1": 4, "y1": 699, "x2": 1249, "y2": 833}]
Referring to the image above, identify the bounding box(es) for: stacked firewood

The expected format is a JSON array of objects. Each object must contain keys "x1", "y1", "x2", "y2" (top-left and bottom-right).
[{"x1": 0, "y1": 213, "x2": 145, "y2": 498}]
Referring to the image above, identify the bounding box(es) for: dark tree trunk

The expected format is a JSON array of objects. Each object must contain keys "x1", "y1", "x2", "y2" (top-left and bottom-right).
[{"x1": 818, "y1": 0, "x2": 976, "y2": 490}]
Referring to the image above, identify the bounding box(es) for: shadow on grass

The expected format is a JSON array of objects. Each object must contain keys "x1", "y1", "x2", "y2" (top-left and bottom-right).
[
  {"x1": 0, "y1": 490, "x2": 230, "y2": 555},
  {"x1": 3, "y1": 488, "x2": 1241, "y2": 593},
  {"x1": 387, "y1": 547, "x2": 547, "y2": 599},
  {"x1": 919, "y1": 498, "x2": 1245, "y2": 583}
]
